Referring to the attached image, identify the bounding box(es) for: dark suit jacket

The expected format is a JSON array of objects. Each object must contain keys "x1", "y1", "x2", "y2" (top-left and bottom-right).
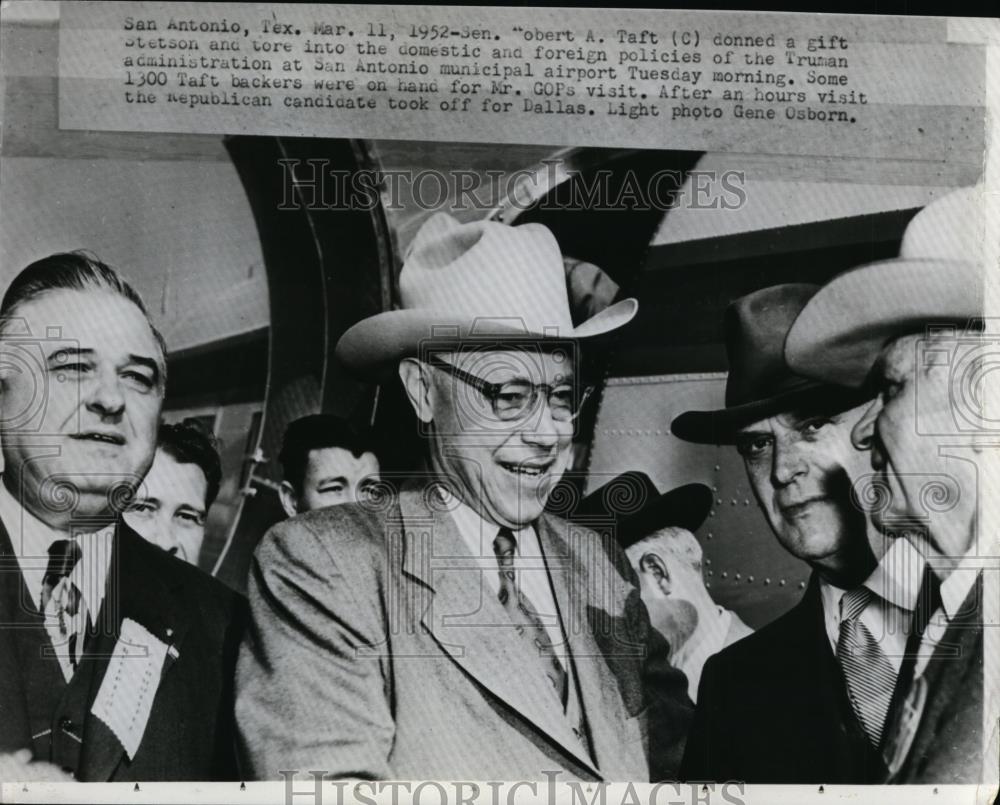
[
  {"x1": 680, "y1": 575, "x2": 890, "y2": 783},
  {"x1": 0, "y1": 518, "x2": 246, "y2": 781},
  {"x1": 883, "y1": 574, "x2": 983, "y2": 783},
  {"x1": 236, "y1": 481, "x2": 693, "y2": 781}
]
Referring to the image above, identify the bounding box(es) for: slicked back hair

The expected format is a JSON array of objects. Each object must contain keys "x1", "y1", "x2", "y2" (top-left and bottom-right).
[
  {"x1": 0, "y1": 251, "x2": 168, "y2": 379},
  {"x1": 158, "y1": 419, "x2": 223, "y2": 508},
  {"x1": 279, "y1": 414, "x2": 377, "y2": 493}
]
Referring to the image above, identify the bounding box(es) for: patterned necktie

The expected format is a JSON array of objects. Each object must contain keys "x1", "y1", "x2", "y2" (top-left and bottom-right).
[
  {"x1": 40, "y1": 539, "x2": 84, "y2": 669},
  {"x1": 837, "y1": 586, "x2": 896, "y2": 747},
  {"x1": 493, "y1": 527, "x2": 568, "y2": 708}
]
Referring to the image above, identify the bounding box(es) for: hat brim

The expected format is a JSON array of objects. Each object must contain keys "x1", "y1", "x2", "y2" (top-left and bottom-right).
[
  {"x1": 615, "y1": 483, "x2": 714, "y2": 547},
  {"x1": 785, "y1": 258, "x2": 983, "y2": 388},
  {"x1": 569, "y1": 482, "x2": 713, "y2": 548},
  {"x1": 671, "y1": 383, "x2": 871, "y2": 445},
  {"x1": 336, "y1": 298, "x2": 638, "y2": 380}
]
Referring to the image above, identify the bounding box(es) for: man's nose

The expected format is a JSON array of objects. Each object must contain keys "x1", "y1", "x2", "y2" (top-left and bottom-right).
[
  {"x1": 85, "y1": 368, "x2": 125, "y2": 418},
  {"x1": 771, "y1": 439, "x2": 807, "y2": 486},
  {"x1": 851, "y1": 399, "x2": 881, "y2": 451},
  {"x1": 519, "y1": 399, "x2": 561, "y2": 447}
]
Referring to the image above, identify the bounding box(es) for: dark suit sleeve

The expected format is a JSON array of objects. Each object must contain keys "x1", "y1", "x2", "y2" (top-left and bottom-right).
[
  {"x1": 628, "y1": 587, "x2": 695, "y2": 781},
  {"x1": 212, "y1": 591, "x2": 248, "y2": 780},
  {"x1": 678, "y1": 653, "x2": 723, "y2": 782},
  {"x1": 234, "y1": 514, "x2": 395, "y2": 780}
]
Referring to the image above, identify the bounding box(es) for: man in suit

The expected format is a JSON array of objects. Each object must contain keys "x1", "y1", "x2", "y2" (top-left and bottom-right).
[
  {"x1": 0, "y1": 252, "x2": 244, "y2": 781},
  {"x1": 236, "y1": 213, "x2": 693, "y2": 781},
  {"x1": 671, "y1": 284, "x2": 928, "y2": 783},
  {"x1": 786, "y1": 187, "x2": 989, "y2": 784}
]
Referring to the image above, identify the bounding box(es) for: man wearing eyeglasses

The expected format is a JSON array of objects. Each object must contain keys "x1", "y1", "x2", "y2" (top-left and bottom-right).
[{"x1": 235, "y1": 213, "x2": 693, "y2": 782}]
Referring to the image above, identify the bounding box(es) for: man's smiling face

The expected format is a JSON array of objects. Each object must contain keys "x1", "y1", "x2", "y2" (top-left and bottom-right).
[
  {"x1": 423, "y1": 349, "x2": 577, "y2": 528},
  {"x1": 0, "y1": 288, "x2": 164, "y2": 522}
]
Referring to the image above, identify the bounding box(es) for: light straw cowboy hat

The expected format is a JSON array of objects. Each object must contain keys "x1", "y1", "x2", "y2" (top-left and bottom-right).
[
  {"x1": 336, "y1": 213, "x2": 638, "y2": 378},
  {"x1": 785, "y1": 186, "x2": 986, "y2": 388}
]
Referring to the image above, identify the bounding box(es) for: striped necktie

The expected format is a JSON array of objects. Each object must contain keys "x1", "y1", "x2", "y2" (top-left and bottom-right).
[
  {"x1": 493, "y1": 527, "x2": 568, "y2": 708},
  {"x1": 837, "y1": 586, "x2": 896, "y2": 746}
]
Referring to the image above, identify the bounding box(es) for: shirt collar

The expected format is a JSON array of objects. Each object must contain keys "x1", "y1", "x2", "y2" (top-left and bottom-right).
[
  {"x1": 0, "y1": 479, "x2": 115, "y2": 616},
  {"x1": 905, "y1": 534, "x2": 979, "y2": 621},
  {"x1": 441, "y1": 487, "x2": 534, "y2": 558},
  {"x1": 938, "y1": 550, "x2": 979, "y2": 621},
  {"x1": 818, "y1": 535, "x2": 925, "y2": 614},
  {"x1": 865, "y1": 535, "x2": 926, "y2": 613}
]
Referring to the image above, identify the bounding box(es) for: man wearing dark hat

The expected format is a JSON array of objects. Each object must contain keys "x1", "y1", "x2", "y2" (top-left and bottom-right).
[
  {"x1": 672, "y1": 283, "x2": 926, "y2": 783},
  {"x1": 236, "y1": 213, "x2": 692, "y2": 781},
  {"x1": 786, "y1": 187, "x2": 989, "y2": 784},
  {"x1": 567, "y1": 472, "x2": 750, "y2": 701}
]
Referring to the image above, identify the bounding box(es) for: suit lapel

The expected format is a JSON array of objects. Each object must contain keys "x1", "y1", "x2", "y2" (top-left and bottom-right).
[
  {"x1": 0, "y1": 518, "x2": 34, "y2": 751},
  {"x1": 885, "y1": 573, "x2": 983, "y2": 781},
  {"x1": 536, "y1": 514, "x2": 632, "y2": 775},
  {"x1": 880, "y1": 563, "x2": 940, "y2": 759},
  {"x1": 798, "y1": 578, "x2": 860, "y2": 730},
  {"x1": 799, "y1": 575, "x2": 888, "y2": 775},
  {"x1": 398, "y1": 485, "x2": 599, "y2": 777},
  {"x1": 77, "y1": 523, "x2": 189, "y2": 781}
]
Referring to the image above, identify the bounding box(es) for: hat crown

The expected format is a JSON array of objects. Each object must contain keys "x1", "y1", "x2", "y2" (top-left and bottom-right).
[
  {"x1": 783, "y1": 186, "x2": 985, "y2": 389},
  {"x1": 723, "y1": 284, "x2": 820, "y2": 408},
  {"x1": 399, "y1": 213, "x2": 573, "y2": 336},
  {"x1": 900, "y1": 186, "x2": 983, "y2": 266},
  {"x1": 334, "y1": 213, "x2": 638, "y2": 377}
]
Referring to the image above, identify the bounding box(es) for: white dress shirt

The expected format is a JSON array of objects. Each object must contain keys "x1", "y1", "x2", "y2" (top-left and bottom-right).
[
  {"x1": 914, "y1": 547, "x2": 979, "y2": 679},
  {"x1": 0, "y1": 481, "x2": 114, "y2": 682},
  {"x1": 819, "y1": 535, "x2": 926, "y2": 672},
  {"x1": 447, "y1": 496, "x2": 572, "y2": 667}
]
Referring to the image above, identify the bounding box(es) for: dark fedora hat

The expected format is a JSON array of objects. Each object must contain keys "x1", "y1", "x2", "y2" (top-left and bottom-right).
[
  {"x1": 671, "y1": 284, "x2": 869, "y2": 445},
  {"x1": 563, "y1": 471, "x2": 713, "y2": 549}
]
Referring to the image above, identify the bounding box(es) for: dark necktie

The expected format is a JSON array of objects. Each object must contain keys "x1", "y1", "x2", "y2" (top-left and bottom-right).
[
  {"x1": 837, "y1": 586, "x2": 896, "y2": 747},
  {"x1": 40, "y1": 539, "x2": 84, "y2": 668},
  {"x1": 493, "y1": 527, "x2": 568, "y2": 708}
]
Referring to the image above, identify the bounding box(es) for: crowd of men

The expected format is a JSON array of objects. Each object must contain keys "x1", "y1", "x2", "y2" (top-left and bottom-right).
[{"x1": 0, "y1": 186, "x2": 988, "y2": 784}]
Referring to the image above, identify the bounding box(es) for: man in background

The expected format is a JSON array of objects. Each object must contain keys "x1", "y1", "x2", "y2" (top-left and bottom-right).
[
  {"x1": 277, "y1": 413, "x2": 380, "y2": 515},
  {"x1": 672, "y1": 284, "x2": 920, "y2": 783},
  {"x1": 567, "y1": 471, "x2": 750, "y2": 701},
  {"x1": 125, "y1": 419, "x2": 222, "y2": 567},
  {"x1": 786, "y1": 187, "x2": 988, "y2": 783}
]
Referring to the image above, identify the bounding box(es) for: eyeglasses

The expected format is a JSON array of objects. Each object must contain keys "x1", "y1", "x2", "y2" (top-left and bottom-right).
[{"x1": 426, "y1": 355, "x2": 594, "y2": 423}]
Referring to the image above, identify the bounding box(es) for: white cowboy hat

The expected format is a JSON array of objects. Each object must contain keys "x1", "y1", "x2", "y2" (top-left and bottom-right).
[
  {"x1": 336, "y1": 213, "x2": 638, "y2": 377},
  {"x1": 785, "y1": 186, "x2": 986, "y2": 388}
]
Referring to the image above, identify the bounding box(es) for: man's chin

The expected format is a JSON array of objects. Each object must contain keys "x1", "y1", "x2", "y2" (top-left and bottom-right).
[
  {"x1": 33, "y1": 472, "x2": 139, "y2": 512},
  {"x1": 484, "y1": 497, "x2": 544, "y2": 528},
  {"x1": 779, "y1": 523, "x2": 844, "y2": 564}
]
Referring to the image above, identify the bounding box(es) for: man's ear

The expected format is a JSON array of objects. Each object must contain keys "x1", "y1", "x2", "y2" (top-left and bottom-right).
[
  {"x1": 640, "y1": 552, "x2": 673, "y2": 596},
  {"x1": 278, "y1": 481, "x2": 300, "y2": 518},
  {"x1": 398, "y1": 358, "x2": 435, "y2": 424}
]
